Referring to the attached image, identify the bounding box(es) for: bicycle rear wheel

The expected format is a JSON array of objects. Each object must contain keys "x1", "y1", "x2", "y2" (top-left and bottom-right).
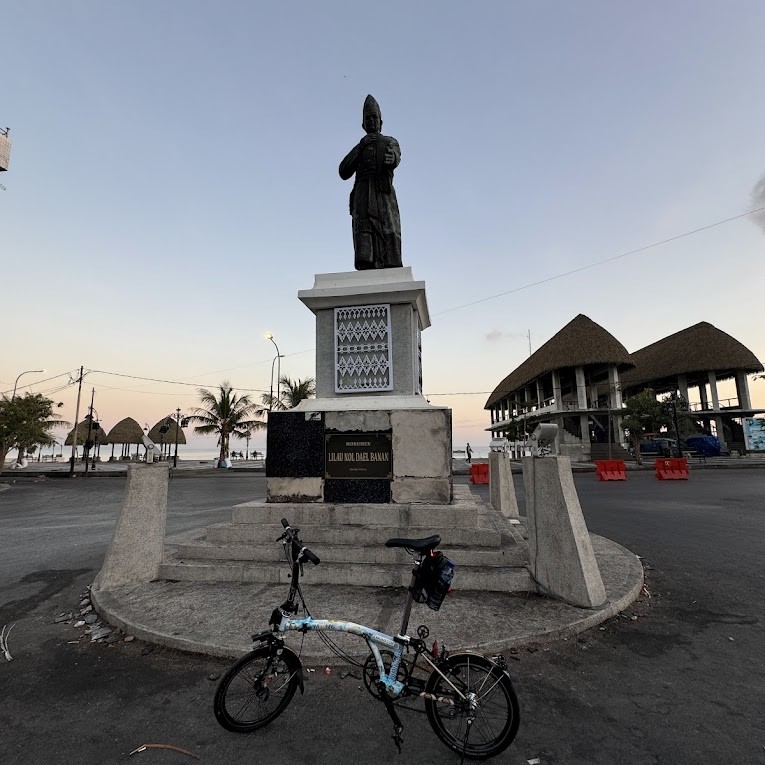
[
  {"x1": 214, "y1": 645, "x2": 301, "y2": 732},
  {"x1": 425, "y1": 652, "x2": 519, "y2": 760}
]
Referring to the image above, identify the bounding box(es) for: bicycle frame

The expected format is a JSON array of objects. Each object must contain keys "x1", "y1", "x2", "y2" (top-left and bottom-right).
[
  {"x1": 273, "y1": 545, "x2": 465, "y2": 703},
  {"x1": 219, "y1": 523, "x2": 520, "y2": 760}
]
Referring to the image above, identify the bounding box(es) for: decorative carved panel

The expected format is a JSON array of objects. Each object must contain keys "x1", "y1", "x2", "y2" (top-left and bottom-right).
[{"x1": 334, "y1": 304, "x2": 393, "y2": 393}]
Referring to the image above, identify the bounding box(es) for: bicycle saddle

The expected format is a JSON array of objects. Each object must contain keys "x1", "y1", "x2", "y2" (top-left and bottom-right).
[{"x1": 384, "y1": 534, "x2": 441, "y2": 552}]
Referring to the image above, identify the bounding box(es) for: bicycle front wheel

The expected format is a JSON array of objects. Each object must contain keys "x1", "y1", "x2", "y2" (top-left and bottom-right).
[
  {"x1": 214, "y1": 645, "x2": 301, "y2": 733},
  {"x1": 425, "y1": 652, "x2": 519, "y2": 760}
]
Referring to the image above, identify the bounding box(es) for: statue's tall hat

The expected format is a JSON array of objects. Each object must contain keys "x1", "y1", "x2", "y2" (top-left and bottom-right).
[{"x1": 363, "y1": 94, "x2": 382, "y2": 122}]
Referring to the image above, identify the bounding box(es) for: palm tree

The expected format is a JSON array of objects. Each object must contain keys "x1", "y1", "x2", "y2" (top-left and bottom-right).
[
  {"x1": 188, "y1": 381, "x2": 265, "y2": 467},
  {"x1": 260, "y1": 376, "x2": 316, "y2": 411}
]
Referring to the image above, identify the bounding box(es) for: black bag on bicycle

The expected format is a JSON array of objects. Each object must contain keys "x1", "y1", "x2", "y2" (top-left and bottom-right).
[{"x1": 411, "y1": 551, "x2": 455, "y2": 611}]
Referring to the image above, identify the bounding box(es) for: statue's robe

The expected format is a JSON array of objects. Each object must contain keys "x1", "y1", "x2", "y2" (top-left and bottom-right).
[{"x1": 339, "y1": 134, "x2": 402, "y2": 270}]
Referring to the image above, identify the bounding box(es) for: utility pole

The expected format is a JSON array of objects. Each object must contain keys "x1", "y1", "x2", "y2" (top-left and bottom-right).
[
  {"x1": 528, "y1": 330, "x2": 532, "y2": 357},
  {"x1": 173, "y1": 408, "x2": 181, "y2": 468},
  {"x1": 69, "y1": 367, "x2": 84, "y2": 477},
  {"x1": 84, "y1": 387, "x2": 95, "y2": 477}
]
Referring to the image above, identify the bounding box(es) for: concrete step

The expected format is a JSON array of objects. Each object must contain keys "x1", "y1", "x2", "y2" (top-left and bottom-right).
[
  {"x1": 158, "y1": 557, "x2": 535, "y2": 591},
  {"x1": 231, "y1": 501, "x2": 478, "y2": 528},
  {"x1": 173, "y1": 538, "x2": 527, "y2": 567},
  {"x1": 204, "y1": 522, "x2": 501, "y2": 549}
]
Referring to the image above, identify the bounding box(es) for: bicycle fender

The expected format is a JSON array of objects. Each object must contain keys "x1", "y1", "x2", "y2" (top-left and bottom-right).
[
  {"x1": 280, "y1": 645, "x2": 305, "y2": 695},
  {"x1": 249, "y1": 634, "x2": 304, "y2": 695}
]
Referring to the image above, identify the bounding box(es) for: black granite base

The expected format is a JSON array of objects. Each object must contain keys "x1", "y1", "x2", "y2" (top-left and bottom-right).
[
  {"x1": 324, "y1": 479, "x2": 391, "y2": 504},
  {"x1": 266, "y1": 411, "x2": 324, "y2": 478}
]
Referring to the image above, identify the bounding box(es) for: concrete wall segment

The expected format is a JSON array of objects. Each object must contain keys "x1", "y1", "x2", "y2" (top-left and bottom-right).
[{"x1": 94, "y1": 464, "x2": 169, "y2": 590}]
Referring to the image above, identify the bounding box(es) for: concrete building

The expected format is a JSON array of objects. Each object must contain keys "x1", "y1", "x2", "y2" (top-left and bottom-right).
[
  {"x1": 620, "y1": 322, "x2": 764, "y2": 453},
  {"x1": 486, "y1": 316, "x2": 764, "y2": 459},
  {"x1": 484, "y1": 315, "x2": 634, "y2": 462}
]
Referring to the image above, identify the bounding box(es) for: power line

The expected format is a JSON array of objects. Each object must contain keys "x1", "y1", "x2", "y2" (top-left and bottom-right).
[
  {"x1": 0, "y1": 369, "x2": 78, "y2": 396},
  {"x1": 87, "y1": 369, "x2": 265, "y2": 392},
  {"x1": 425, "y1": 391, "x2": 492, "y2": 396},
  {"x1": 434, "y1": 205, "x2": 765, "y2": 316}
]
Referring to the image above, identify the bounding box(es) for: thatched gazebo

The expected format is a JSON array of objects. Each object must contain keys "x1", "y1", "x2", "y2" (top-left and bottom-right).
[
  {"x1": 105, "y1": 417, "x2": 145, "y2": 461},
  {"x1": 64, "y1": 416, "x2": 109, "y2": 461},
  {"x1": 148, "y1": 417, "x2": 187, "y2": 458},
  {"x1": 621, "y1": 321, "x2": 764, "y2": 451},
  {"x1": 484, "y1": 314, "x2": 636, "y2": 461}
]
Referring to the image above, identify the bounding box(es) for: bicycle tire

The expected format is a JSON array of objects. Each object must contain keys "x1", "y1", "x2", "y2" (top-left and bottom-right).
[
  {"x1": 214, "y1": 645, "x2": 301, "y2": 733},
  {"x1": 424, "y1": 652, "x2": 519, "y2": 760}
]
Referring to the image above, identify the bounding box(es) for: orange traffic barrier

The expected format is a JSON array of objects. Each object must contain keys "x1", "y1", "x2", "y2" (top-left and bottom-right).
[
  {"x1": 596, "y1": 459, "x2": 627, "y2": 481},
  {"x1": 655, "y1": 457, "x2": 689, "y2": 480},
  {"x1": 469, "y1": 463, "x2": 489, "y2": 485}
]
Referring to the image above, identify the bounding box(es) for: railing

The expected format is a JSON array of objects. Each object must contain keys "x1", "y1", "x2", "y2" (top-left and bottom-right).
[{"x1": 688, "y1": 397, "x2": 739, "y2": 412}]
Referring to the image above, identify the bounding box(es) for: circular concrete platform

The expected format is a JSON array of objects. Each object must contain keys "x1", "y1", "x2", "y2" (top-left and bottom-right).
[{"x1": 91, "y1": 533, "x2": 643, "y2": 664}]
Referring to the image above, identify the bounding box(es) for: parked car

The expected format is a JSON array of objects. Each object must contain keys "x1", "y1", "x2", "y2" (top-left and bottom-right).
[
  {"x1": 684, "y1": 435, "x2": 722, "y2": 457},
  {"x1": 639, "y1": 435, "x2": 680, "y2": 457}
]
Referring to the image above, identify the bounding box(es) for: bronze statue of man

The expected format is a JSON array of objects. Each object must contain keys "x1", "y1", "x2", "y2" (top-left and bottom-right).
[{"x1": 339, "y1": 95, "x2": 402, "y2": 270}]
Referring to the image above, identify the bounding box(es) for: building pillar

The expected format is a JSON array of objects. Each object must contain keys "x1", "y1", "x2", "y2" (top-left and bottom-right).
[
  {"x1": 579, "y1": 413, "x2": 590, "y2": 444},
  {"x1": 552, "y1": 369, "x2": 561, "y2": 411},
  {"x1": 575, "y1": 366, "x2": 587, "y2": 410},
  {"x1": 708, "y1": 371, "x2": 720, "y2": 410},
  {"x1": 613, "y1": 413, "x2": 626, "y2": 447},
  {"x1": 735, "y1": 372, "x2": 752, "y2": 410},
  {"x1": 536, "y1": 378, "x2": 544, "y2": 409},
  {"x1": 699, "y1": 382, "x2": 709, "y2": 410},
  {"x1": 677, "y1": 373, "x2": 689, "y2": 403},
  {"x1": 608, "y1": 366, "x2": 623, "y2": 409},
  {"x1": 712, "y1": 415, "x2": 727, "y2": 449}
]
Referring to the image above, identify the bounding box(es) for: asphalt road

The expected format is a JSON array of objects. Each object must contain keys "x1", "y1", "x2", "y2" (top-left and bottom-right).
[{"x1": 1, "y1": 471, "x2": 763, "y2": 764}]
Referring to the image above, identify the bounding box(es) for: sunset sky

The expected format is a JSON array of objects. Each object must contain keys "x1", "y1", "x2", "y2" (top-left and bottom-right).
[{"x1": 3, "y1": 1, "x2": 764, "y2": 455}]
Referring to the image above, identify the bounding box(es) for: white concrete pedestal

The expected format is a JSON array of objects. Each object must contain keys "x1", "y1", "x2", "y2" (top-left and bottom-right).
[
  {"x1": 521, "y1": 456, "x2": 606, "y2": 607},
  {"x1": 275, "y1": 267, "x2": 452, "y2": 504},
  {"x1": 298, "y1": 267, "x2": 428, "y2": 399},
  {"x1": 94, "y1": 464, "x2": 169, "y2": 590},
  {"x1": 489, "y1": 451, "x2": 519, "y2": 518}
]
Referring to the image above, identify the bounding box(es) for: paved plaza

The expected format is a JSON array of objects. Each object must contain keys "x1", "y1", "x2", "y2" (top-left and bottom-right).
[{"x1": 1, "y1": 470, "x2": 763, "y2": 763}]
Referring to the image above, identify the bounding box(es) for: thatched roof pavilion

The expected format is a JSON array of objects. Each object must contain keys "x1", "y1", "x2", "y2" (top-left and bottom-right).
[
  {"x1": 106, "y1": 417, "x2": 145, "y2": 444},
  {"x1": 64, "y1": 416, "x2": 109, "y2": 446},
  {"x1": 103, "y1": 417, "x2": 145, "y2": 460},
  {"x1": 621, "y1": 321, "x2": 763, "y2": 393},
  {"x1": 620, "y1": 321, "x2": 763, "y2": 451},
  {"x1": 485, "y1": 314, "x2": 634, "y2": 409},
  {"x1": 148, "y1": 418, "x2": 186, "y2": 444},
  {"x1": 148, "y1": 418, "x2": 186, "y2": 456}
]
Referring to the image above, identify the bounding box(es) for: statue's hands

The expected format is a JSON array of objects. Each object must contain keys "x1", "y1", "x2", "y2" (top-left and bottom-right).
[
  {"x1": 384, "y1": 146, "x2": 397, "y2": 165},
  {"x1": 360, "y1": 134, "x2": 376, "y2": 146}
]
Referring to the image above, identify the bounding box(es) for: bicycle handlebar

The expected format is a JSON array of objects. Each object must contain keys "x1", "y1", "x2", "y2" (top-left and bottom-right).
[{"x1": 279, "y1": 518, "x2": 320, "y2": 566}]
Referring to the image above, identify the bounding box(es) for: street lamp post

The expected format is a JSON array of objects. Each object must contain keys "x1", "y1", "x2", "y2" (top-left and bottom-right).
[
  {"x1": 91, "y1": 414, "x2": 100, "y2": 471},
  {"x1": 12, "y1": 369, "x2": 45, "y2": 399},
  {"x1": 264, "y1": 333, "x2": 282, "y2": 411}
]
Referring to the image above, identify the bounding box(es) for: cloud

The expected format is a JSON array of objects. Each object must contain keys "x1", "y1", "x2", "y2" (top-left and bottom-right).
[{"x1": 485, "y1": 329, "x2": 526, "y2": 342}]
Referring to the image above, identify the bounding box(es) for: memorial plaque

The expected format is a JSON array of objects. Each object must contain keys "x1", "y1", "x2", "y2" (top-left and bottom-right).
[{"x1": 325, "y1": 433, "x2": 392, "y2": 479}]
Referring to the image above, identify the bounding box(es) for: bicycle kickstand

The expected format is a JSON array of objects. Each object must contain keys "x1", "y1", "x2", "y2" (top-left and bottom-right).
[
  {"x1": 458, "y1": 715, "x2": 474, "y2": 765},
  {"x1": 377, "y1": 681, "x2": 404, "y2": 754}
]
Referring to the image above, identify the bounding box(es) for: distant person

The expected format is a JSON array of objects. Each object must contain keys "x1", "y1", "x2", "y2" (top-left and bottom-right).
[{"x1": 466, "y1": 443, "x2": 473, "y2": 463}]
